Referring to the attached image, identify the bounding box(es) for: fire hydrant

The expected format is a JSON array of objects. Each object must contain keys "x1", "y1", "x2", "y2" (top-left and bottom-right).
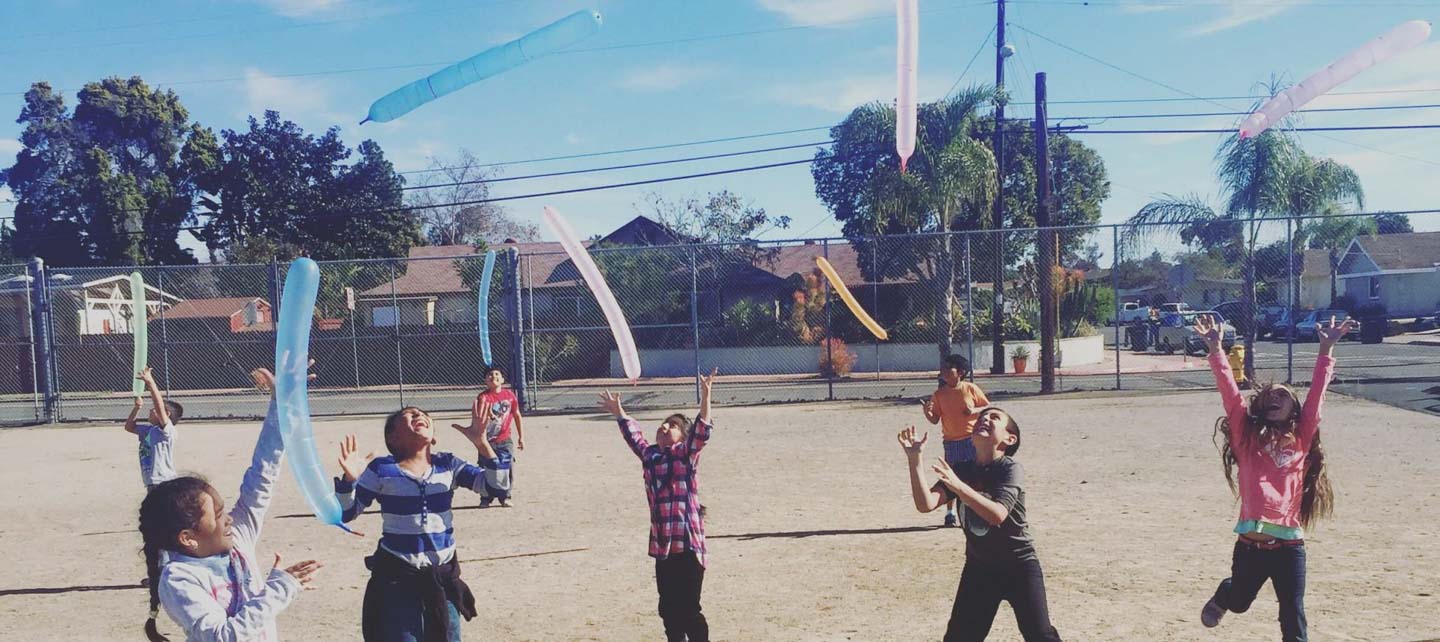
[{"x1": 1227, "y1": 344, "x2": 1248, "y2": 388}]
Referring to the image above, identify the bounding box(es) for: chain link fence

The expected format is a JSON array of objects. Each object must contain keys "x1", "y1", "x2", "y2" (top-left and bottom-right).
[{"x1": 8, "y1": 213, "x2": 1438, "y2": 424}]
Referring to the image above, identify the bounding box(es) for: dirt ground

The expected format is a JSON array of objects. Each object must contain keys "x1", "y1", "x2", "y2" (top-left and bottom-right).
[{"x1": 1, "y1": 388, "x2": 1437, "y2": 641}]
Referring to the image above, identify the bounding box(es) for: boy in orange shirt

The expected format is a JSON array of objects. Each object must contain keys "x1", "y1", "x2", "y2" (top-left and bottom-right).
[{"x1": 922, "y1": 354, "x2": 990, "y2": 527}]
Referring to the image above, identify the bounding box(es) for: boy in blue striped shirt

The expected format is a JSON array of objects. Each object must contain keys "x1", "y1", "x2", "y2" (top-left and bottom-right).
[{"x1": 333, "y1": 399, "x2": 499, "y2": 641}]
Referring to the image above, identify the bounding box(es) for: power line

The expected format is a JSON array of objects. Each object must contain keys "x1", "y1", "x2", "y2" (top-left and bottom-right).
[
  {"x1": 1048, "y1": 103, "x2": 1440, "y2": 121},
  {"x1": 1009, "y1": 0, "x2": 1440, "y2": 6},
  {"x1": 1073, "y1": 124, "x2": 1440, "y2": 134},
  {"x1": 945, "y1": 24, "x2": 996, "y2": 98}
]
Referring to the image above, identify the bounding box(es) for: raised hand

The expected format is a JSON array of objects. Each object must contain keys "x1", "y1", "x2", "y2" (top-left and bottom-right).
[
  {"x1": 1316, "y1": 315, "x2": 1356, "y2": 350},
  {"x1": 597, "y1": 391, "x2": 625, "y2": 418},
  {"x1": 897, "y1": 426, "x2": 928, "y2": 459},
  {"x1": 931, "y1": 458, "x2": 961, "y2": 489},
  {"x1": 337, "y1": 433, "x2": 376, "y2": 483},
  {"x1": 451, "y1": 397, "x2": 485, "y2": 443},
  {"x1": 137, "y1": 367, "x2": 156, "y2": 383},
  {"x1": 921, "y1": 397, "x2": 936, "y2": 418},
  {"x1": 1192, "y1": 313, "x2": 1223, "y2": 348},
  {"x1": 699, "y1": 368, "x2": 719, "y2": 396},
  {"x1": 274, "y1": 553, "x2": 323, "y2": 588},
  {"x1": 133, "y1": 396, "x2": 144, "y2": 410}
]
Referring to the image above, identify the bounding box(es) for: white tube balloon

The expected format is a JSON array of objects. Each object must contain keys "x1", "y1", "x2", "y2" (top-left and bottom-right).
[
  {"x1": 896, "y1": 0, "x2": 919, "y2": 172},
  {"x1": 1240, "y1": 19, "x2": 1431, "y2": 139},
  {"x1": 542, "y1": 206, "x2": 642, "y2": 381}
]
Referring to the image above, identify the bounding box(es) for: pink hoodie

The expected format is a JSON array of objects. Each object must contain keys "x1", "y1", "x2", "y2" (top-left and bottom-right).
[{"x1": 1208, "y1": 352, "x2": 1334, "y2": 531}]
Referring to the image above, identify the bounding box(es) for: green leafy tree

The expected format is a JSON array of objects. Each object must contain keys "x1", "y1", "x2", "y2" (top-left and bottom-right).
[
  {"x1": 197, "y1": 111, "x2": 421, "y2": 263},
  {"x1": 1374, "y1": 211, "x2": 1413, "y2": 234},
  {"x1": 2, "y1": 78, "x2": 219, "y2": 266}
]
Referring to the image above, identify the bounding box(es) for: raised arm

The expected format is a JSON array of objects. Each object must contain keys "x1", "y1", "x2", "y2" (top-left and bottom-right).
[
  {"x1": 684, "y1": 368, "x2": 718, "y2": 456},
  {"x1": 228, "y1": 395, "x2": 283, "y2": 545},
  {"x1": 932, "y1": 459, "x2": 1013, "y2": 526},
  {"x1": 139, "y1": 368, "x2": 171, "y2": 427},
  {"x1": 898, "y1": 427, "x2": 946, "y2": 513},
  {"x1": 334, "y1": 433, "x2": 379, "y2": 524},
  {"x1": 1195, "y1": 314, "x2": 1244, "y2": 415},
  {"x1": 124, "y1": 396, "x2": 143, "y2": 435},
  {"x1": 159, "y1": 554, "x2": 316, "y2": 642},
  {"x1": 1302, "y1": 317, "x2": 1351, "y2": 433},
  {"x1": 451, "y1": 397, "x2": 498, "y2": 462},
  {"x1": 599, "y1": 391, "x2": 651, "y2": 458}
]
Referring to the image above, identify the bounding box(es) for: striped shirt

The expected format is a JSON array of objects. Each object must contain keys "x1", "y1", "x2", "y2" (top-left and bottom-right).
[
  {"x1": 619, "y1": 416, "x2": 712, "y2": 567},
  {"x1": 334, "y1": 452, "x2": 496, "y2": 568}
]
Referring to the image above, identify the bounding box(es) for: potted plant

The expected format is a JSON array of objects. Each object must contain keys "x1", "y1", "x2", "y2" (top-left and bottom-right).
[{"x1": 1010, "y1": 345, "x2": 1031, "y2": 374}]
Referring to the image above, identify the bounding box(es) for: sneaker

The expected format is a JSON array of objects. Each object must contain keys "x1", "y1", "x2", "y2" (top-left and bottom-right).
[
  {"x1": 943, "y1": 513, "x2": 957, "y2": 528},
  {"x1": 1200, "y1": 597, "x2": 1225, "y2": 628},
  {"x1": 479, "y1": 498, "x2": 493, "y2": 508},
  {"x1": 499, "y1": 498, "x2": 513, "y2": 508}
]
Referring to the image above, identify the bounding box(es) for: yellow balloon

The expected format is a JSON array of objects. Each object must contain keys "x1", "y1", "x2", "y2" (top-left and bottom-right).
[{"x1": 814, "y1": 256, "x2": 888, "y2": 341}]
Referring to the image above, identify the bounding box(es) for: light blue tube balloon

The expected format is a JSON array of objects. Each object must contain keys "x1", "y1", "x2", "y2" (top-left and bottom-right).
[
  {"x1": 274, "y1": 258, "x2": 351, "y2": 532},
  {"x1": 477, "y1": 250, "x2": 497, "y2": 366},
  {"x1": 361, "y1": 9, "x2": 603, "y2": 124}
]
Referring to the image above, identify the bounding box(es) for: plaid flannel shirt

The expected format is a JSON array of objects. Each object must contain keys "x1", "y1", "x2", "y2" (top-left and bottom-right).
[{"x1": 619, "y1": 415, "x2": 712, "y2": 567}]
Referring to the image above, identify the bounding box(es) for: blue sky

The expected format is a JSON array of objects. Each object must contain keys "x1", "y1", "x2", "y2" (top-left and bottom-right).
[{"x1": 2, "y1": 0, "x2": 1438, "y2": 260}]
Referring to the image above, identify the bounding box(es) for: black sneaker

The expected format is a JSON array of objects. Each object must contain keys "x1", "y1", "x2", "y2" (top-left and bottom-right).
[
  {"x1": 943, "y1": 513, "x2": 957, "y2": 528},
  {"x1": 1201, "y1": 597, "x2": 1225, "y2": 628},
  {"x1": 480, "y1": 498, "x2": 494, "y2": 508}
]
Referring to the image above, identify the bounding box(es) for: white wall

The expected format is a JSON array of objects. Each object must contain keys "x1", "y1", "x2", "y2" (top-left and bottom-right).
[{"x1": 609, "y1": 335, "x2": 1106, "y2": 378}]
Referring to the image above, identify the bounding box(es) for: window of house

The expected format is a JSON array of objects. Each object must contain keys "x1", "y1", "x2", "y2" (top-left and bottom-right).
[{"x1": 1369, "y1": 277, "x2": 1381, "y2": 300}]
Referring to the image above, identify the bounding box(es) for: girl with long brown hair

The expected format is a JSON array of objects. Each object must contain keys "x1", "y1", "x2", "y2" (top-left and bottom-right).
[{"x1": 1195, "y1": 314, "x2": 1352, "y2": 642}]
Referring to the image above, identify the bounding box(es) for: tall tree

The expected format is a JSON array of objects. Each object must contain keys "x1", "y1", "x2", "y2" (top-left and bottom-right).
[
  {"x1": 1374, "y1": 211, "x2": 1413, "y2": 234},
  {"x1": 1125, "y1": 128, "x2": 1362, "y2": 379},
  {"x1": 1, "y1": 78, "x2": 218, "y2": 266},
  {"x1": 197, "y1": 111, "x2": 420, "y2": 262},
  {"x1": 405, "y1": 149, "x2": 536, "y2": 247}
]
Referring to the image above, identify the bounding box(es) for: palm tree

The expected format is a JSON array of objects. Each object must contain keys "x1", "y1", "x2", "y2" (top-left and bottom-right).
[{"x1": 1123, "y1": 128, "x2": 1362, "y2": 381}]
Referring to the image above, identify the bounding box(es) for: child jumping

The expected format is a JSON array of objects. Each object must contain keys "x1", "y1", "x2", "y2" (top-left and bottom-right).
[
  {"x1": 597, "y1": 368, "x2": 717, "y2": 642},
  {"x1": 898, "y1": 410, "x2": 1063, "y2": 641},
  {"x1": 1196, "y1": 314, "x2": 1350, "y2": 642},
  {"x1": 475, "y1": 366, "x2": 524, "y2": 507},
  {"x1": 139, "y1": 368, "x2": 321, "y2": 642},
  {"x1": 126, "y1": 367, "x2": 184, "y2": 490},
  {"x1": 922, "y1": 354, "x2": 990, "y2": 528},
  {"x1": 333, "y1": 400, "x2": 501, "y2": 641}
]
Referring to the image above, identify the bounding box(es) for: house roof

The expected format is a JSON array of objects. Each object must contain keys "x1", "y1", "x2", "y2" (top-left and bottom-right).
[
  {"x1": 158, "y1": 297, "x2": 267, "y2": 320},
  {"x1": 1347, "y1": 231, "x2": 1440, "y2": 272},
  {"x1": 1302, "y1": 249, "x2": 1332, "y2": 277},
  {"x1": 358, "y1": 240, "x2": 576, "y2": 298}
]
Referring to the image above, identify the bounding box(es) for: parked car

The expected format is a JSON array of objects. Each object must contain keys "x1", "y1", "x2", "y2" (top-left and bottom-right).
[
  {"x1": 1158, "y1": 303, "x2": 1193, "y2": 315},
  {"x1": 1212, "y1": 300, "x2": 1264, "y2": 336},
  {"x1": 1293, "y1": 309, "x2": 1361, "y2": 342},
  {"x1": 1156, "y1": 311, "x2": 1236, "y2": 355},
  {"x1": 1116, "y1": 301, "x2": 1151, "y2": 325}
]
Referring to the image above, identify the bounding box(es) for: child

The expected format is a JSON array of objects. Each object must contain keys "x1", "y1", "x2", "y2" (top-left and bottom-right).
[
  {"x1": 333, "y1": 400, "x2": 501, "y2": 641},
  {"x1": 126, "y1": 367, "x2": 184, "y2": 490},
  {"x1": 597, "y1": 367, "x2": 717, "y2": 642},
  {"x1": 475, "y1": 367, "x2": 524, "y2": 508},
  {"x1": 922, "y1": 354, "x2": 990, "y2": 528},
  {"x1": 898, "y1": 410, "x2": 1063, "y2": 641},
  {"x1": 139, "y1": 368, "x2": 321, "y2": 642},
  {"x1": 1195, "y1": 314, "x2": 1350, "y2": 642}
]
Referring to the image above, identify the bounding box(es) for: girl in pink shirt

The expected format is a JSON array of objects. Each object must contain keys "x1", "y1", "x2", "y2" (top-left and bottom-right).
[{"x1": 1195, "y1": 314, "x2": 1352, "y2": 642}]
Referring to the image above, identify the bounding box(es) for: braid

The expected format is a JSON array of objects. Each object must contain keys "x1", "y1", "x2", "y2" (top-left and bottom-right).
[{"x1": 138, "y1": 477, "x2": 213, "y2": 642}]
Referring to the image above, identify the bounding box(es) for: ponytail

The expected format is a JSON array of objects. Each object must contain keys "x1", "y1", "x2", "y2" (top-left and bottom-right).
[{"x1": 138, "y1": 477, "x2": 213, "y2": 642}]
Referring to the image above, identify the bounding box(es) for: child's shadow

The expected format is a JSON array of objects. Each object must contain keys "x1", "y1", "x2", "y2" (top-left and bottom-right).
[{"x1": 711, "y1": 525, "x2": 942, "y2": 541}]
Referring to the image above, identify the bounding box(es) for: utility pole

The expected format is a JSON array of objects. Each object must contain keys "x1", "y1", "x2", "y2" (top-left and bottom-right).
[
  {"x1": 1035, "y1": 72, "x2": 1056, "y2": 393},
  {"x1": 990, "y1": 0, "x2": 1007, "y2": 375}
]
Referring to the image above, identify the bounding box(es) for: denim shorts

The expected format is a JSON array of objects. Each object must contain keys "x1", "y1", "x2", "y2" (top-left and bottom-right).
[{"x1": 943, "y1": 438, "x2": 977, "y2": 467}]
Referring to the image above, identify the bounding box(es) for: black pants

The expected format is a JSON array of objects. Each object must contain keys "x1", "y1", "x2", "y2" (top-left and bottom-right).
[
  {"x1": 945, "y1": 558, "x2": 1062, "y2": 642},
  {"x1": 1211, "y1": 540, "x2": 1307, "y2": 642},
  {"x1": 655, "y1": 552, "x2": 708, "y2": 642}
]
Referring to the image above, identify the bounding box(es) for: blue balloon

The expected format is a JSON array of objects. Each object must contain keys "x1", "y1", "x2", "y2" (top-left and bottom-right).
[
  {"x1": 361, "y1": 9, "x2": 603, "y2": 124},
  {"x1": 274, "y1": 258, "x2": 350, "y2": 532},
  {"x1": 477, "y1": 250, "x2": 497, "y2": 366}
]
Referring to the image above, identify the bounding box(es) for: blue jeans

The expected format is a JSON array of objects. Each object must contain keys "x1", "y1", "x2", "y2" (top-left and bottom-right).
[
  {"x1": 1212, "y1": 539, "x2": 1307, "y2": 642},
  {"x1": 374, "y1": 593, "x2": 463, "y2": 642}
]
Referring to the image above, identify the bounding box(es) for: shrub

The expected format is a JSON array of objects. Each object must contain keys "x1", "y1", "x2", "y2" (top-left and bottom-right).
[{"x1": 818, "y1": 337, "x2": 857, "y2": 378}]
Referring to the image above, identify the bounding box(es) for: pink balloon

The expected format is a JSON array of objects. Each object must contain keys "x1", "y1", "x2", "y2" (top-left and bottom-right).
[
  {"x1": 896, "y1": 0, "x2": 918, "y2": 171},
  {"x1": 542, "y1": 206, "x2": 642, "y2": 381},
  {"x1": 1240, "y1": 20, "x2": 1431, "y2": 139}
]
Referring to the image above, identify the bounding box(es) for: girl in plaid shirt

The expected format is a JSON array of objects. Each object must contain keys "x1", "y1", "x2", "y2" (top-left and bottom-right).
[{"x1": 598, "y1": 368, "x2": 718, "y2": 642}]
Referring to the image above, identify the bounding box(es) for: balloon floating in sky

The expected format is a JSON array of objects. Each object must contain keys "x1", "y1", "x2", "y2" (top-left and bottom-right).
[
  {"x1": 542, "y1": 206, "x2": 642, "y2": 381},
  {"x1": 814, "y1": 256, "x2": 888, "y2": 341},
  {"x1": 274, "y1": 258, "x2": 353, "y2": 533},
  {"x1": 361, "y1": 9, "x2": 604, "y2": 124},
  {"x1": 1239, "y1": 19, "x2": 1431, "y2": 139},
  {"x1": 477, "y1": 249, "x2": 497, "y2": 367},
  {"x1": 895, "y1": 0, "x2": 919, "y2": 172},
  {"x1": 130, "y1": 272, "x2": 148, "y2": 397}
]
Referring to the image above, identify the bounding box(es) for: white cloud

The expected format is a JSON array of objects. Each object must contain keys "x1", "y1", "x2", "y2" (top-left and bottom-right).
[
  {"x1": 242, "y1": 68, "x2": 332, "y2": 120},
  {"x1": 618, "y1": 64, "x2": 714, "y2": 91},
  {"x1": 0, "y1": 138, "x2": 21, "y2": 160},
  {"x1": 756, "y1": 0, "x2": 890, "y2": 26},
  {"x1": 257, "y1": 0, "x2": 343, "y2": 18},
  {"x1": 1188, "y1": 1, "x2": 1307, "y2": 36},
  {"x1": 1118, "y1": 3, "x2": 1179, "y2": 14}
]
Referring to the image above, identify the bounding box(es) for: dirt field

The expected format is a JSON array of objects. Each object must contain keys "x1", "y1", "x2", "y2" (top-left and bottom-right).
[{"x1": 1, "y1": 388, "x2": 1437, "y2": 641}]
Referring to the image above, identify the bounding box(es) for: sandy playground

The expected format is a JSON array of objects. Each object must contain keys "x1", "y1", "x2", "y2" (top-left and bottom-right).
[{"x1": 0, "y1": 388, "x2": 1437, "y2": 641}]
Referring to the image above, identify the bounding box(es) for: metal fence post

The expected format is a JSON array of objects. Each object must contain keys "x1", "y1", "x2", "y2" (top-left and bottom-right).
[
  {"x1": 157, "y1": 268, "x2": 171, "y2": 393},
  {"x1": 690, "y1": 247, "x2": 701, "y2": 403},
  {"x1": 391, "y1": 260, "x2": 404, "y2": 407},
  {"x1": 965, "y1": 233, "x2": 975, "y2": 382},
  {"x1": 1286, "y1": 217, "x2": 1295, "y2": 384},
  {"x1": 823, "y1": 239, "x2": 834, "y2": 401},
  {"x1": 524, "y1": 254, "x2": 537, "y2": 410},
  {"x1": 28, "y1": 257, "x2": 56, "y2": 423},
  {"x1": 1112, "y1": 226, "x2": 1122, "y2": 390},
  {"x1": 507, "y1": 248, "x2": 528, "y2": 411},
  {"x1": 24, "y1": 262, "x2": 39, "y2": 422}
]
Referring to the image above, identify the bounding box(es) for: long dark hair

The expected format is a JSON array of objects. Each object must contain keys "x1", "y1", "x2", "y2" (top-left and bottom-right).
[
  {"x1": 1213, "y1": 384, "x2": 1333, "y2": 529},
  {"x1": 138, "y1": 476, "x2": 214, "y2": 641}
]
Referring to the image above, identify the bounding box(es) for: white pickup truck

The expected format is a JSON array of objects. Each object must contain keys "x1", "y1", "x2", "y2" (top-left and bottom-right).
[{"x1": 1117, "y1": 301, "x2": 1150, "y2": 325}]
